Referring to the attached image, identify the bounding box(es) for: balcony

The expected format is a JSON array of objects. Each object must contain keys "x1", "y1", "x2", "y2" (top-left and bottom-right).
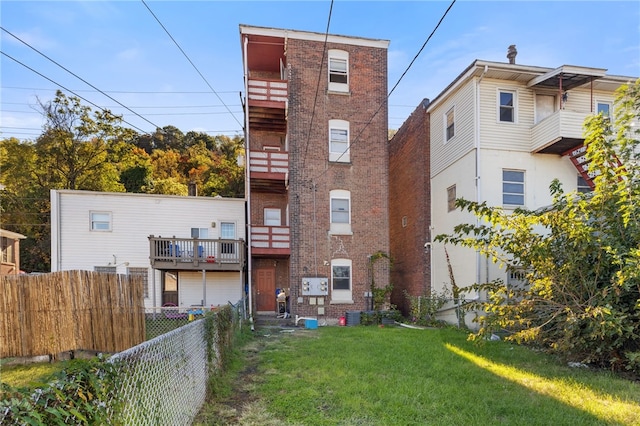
[
  {"x1": 531, "y1": 109, "x2": 590, "y2": 154},
  {"x1": 247, "y1": 79, "x2": 287, "y2": 132},
  {"x1": 148, "y1": 236, "x2": 245, "y2": 271},
  {"x1": 250, "y1": 226, "x2": 290, "y2": 257},
  {"x1": 249, "y1": 150, "x2": 288, "y2": 193}
]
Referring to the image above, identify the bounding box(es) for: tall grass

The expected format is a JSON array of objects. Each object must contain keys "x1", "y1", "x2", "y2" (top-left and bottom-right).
[{"x1": 255, "y1": 326, "x2": 640, "y2": 425}]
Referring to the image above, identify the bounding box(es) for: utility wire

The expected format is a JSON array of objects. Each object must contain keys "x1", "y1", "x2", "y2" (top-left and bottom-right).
[
  {"x1": 300, "y1": 0, "x2": 334, "y2": 172},
  {"x1": 313, "y1": 0, "x2": 456, "y2": 181},
  {"x1": 0, "y1": 26, "x2": 163, "y2": 131},
  {"x1": 141, "y1": 0, "x2": 244, "y2": 130},
  {"x1": 0, "y1": 51, "x2": 148, "y2": 134},
  {"x1": 3, "y1": 86, "x2": 238, "y2": 94}
]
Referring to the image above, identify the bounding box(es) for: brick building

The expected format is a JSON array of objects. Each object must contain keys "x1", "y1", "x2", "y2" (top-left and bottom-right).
[{"x1": 240, "y1": 25, "x2": 390, "y2": 323}]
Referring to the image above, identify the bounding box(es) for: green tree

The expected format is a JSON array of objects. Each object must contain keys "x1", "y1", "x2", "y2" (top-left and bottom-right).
[{"x1": 436, "y1": 80, "x2": 640, "y2": 374}]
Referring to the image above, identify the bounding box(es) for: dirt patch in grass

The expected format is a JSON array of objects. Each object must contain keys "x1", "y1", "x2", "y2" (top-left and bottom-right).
[{"x1": 193, "y1": 326, "x2": 317, "y2": 426}]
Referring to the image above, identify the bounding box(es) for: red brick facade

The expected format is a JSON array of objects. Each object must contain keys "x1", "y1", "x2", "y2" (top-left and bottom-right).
[{"x1": 388, "y1": 100, "x2": 431, "y2": 315}]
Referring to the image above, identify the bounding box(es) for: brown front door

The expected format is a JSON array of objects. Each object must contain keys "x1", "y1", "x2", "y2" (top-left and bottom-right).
[{"x1": 256, "y1": 268, "x2": 276, "y2": 312}]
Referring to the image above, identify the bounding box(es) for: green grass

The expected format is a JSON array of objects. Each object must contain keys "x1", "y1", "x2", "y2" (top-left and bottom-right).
[
  {"x1": 252, "y1": 326, "x2": 640, "y2": 426},
  {"x1": 1, "y1": 360, "x2": 70, "y2": 388}
]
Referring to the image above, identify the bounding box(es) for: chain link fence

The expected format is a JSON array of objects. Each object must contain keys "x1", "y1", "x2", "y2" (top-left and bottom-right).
[{"x1": 108, "y1": 301, "x2": 244, "y2": 425}]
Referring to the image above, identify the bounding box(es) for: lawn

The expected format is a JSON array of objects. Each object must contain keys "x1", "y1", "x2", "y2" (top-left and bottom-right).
[{"x1": 200, "y1": 325, "x2": 640, "y2": 426}]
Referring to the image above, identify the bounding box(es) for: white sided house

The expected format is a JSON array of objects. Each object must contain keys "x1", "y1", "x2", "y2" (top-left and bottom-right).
[
  {"x1": 427, "y1": 56, "x2": 636, "y2": 326},
  {"x1": 51, "y1": 190, "x2": 246, "y2": 312}
]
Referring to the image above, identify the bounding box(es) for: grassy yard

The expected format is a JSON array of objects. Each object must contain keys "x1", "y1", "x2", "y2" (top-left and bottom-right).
[{"x1": 197, "y1": 325, "x2": 640, "y2": 426}]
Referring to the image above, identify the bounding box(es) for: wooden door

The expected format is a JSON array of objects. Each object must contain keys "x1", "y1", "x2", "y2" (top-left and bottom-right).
[
  {"x1": 256, "y1": 268, "x2": 276, "y2": 312},
  {"x1": 162, "y1": 272, "x2": 178, "y2": 306}
]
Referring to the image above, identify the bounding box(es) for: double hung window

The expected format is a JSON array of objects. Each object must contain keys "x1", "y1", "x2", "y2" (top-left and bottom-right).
[
  {"x1": 502, "y1": 170, "x2": 525, "y2": 206},
  {"x1": 328, "y1": 49, "x2": 349, "y2": 92},
  {"x1": 329, "y1": 119, "x2": 350, "y2": 163},
  {"x1": 499, "y1": 91, "x2": 515, "y2": 123}
]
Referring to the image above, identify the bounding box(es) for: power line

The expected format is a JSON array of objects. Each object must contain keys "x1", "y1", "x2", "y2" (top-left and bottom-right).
[
  {"x1": 141, "y1": 0, "x2": 244, "y2": 130},
  {"x1": 0, "y1": 51, "x2": 149, "y2": 134},
  {"x1": 1, "y1": 26, "x2": 163, "y2": 131},
  {"x1": 2, "y1": 86, "x2": 238, "y2": 94},
  {"x1": 312, "y1": 0, "x2": 457, "y2": 182}
]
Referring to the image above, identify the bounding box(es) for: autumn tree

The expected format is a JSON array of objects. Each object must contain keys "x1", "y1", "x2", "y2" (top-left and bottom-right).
[{"x1": 436, "y1": 80, "x2": 640, "y2": 374}]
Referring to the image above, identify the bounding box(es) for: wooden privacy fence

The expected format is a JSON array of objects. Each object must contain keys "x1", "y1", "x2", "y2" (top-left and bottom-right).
[{"x1": 0, "y1": 270, "x2": 145, "y2": 358}]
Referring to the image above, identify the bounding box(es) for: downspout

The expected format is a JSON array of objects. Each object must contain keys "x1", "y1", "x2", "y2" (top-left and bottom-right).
[
  {"x1": 475, "y1": 65, "x2": 488, "y2": 301},
  {"x1": 243, "y1": 35, "x2": 254, "y2": 330}
]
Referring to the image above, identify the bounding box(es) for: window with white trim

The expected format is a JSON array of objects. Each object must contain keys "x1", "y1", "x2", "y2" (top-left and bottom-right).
[
  {"x1": 331, "y1": 258, "x2": 352, "y2": 302},
  {"x1": 447, "y1": 185, "x2": 456, "y2": 212},
  {"x1": 577, "y1": 175, "x2": 591, "y2": 194},
  {"x1": 499, "y1": 90, "x2": 515, "y2": 123},
  {"x1": 445, "y1": 107, "x2": 455, "y2": 141},
  {"x1": 264, "y1": 208, "x2": 281, "y2": 226},
  {"x1": 128, "y1": 267, "x2": 149, "y2": 298},
  {"x1": 330, "y1": 189, "x2": 351, "y2": 235},
  {"x1": 597, "y1": 101, "x2": 611, "y2": 120},
  {"x1": 503, "y1": 170, "x2": 525, "y2": 206},
  {"x1": 328, "y1": 49, "x2": 349, "y2": 92},
  {"x1": 191, "y1": 228, "x2": 208, "y2": 238},
  {"x1": 329, "y1": 119, "x2": 350, "y2": 163},
  {"x1": 90, "y1": 212, "x2": 111, "y2": 231},
  {"x1": 220, "y1": 222, "x2": 236, "y2": 255}
]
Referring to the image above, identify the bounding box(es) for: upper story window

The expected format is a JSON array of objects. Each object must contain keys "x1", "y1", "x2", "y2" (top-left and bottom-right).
[
  {"x1": 597, "y1": 101, "x2": 611, "y2": 119},
  {"x1": 329, "y1": 119, "x2": 350, "y2": 163},
  {"x1": 447, "y1": 185, "x2": 457, "y2": 212},
  {"x1": 445, "y1": 107, "x2": 455, "y2": 141},
  {"x1": 328, "y1": 49, "x2": 349, "y2": 93},
  {"x1": 220, "y1": 222, "x2": 236, "y2": 255},
  {"x1": 264, "y1": 208, "x2": 281, "y2": 226},
  {"x1": 503, "y1": 169, "x2": 525, "y2": 206},
  {"x1": 499, "y1": 90, "x2": 516, "y2": 123},
  {"x1": 90, "y1": 212, "x2": 111, "y2": 232},
  {"x1": 330, "y1": 189, "x2": 351, "y2": 235},
  {"x1": 191, "y1": 228, "x2": 209, "y2": 238}
]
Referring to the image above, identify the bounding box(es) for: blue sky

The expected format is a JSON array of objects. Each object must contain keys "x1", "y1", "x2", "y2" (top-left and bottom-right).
[{"x1": 1, "y1": 1, "x2": 639, "y2": 141}]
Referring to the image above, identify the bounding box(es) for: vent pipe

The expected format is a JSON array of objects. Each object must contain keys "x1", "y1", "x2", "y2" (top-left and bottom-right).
[{"x1": 507, "y1": 45, "x2": 517, "y2": 64}]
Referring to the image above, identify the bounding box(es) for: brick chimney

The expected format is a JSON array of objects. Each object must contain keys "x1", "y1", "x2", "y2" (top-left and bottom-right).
[{"x1": 507, "y1": 45, "x2": 517, "y2": 64}]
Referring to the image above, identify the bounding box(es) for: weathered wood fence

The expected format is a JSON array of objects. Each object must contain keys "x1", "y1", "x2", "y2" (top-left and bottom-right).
[{"x1": 0, "y1": 270, "x2": 145, "y2": 358}]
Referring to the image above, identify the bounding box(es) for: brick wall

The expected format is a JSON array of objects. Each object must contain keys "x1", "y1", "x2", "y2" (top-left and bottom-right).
[
  {"x1": 286, "y1": 38, "x2": 390, "y2": 320},
  {"x1": 388, "y1": 100, "x2": 431, "y2": 315}
]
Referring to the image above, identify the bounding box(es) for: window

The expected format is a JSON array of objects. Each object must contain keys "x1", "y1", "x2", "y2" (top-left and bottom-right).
[
  {"x1": 445, "y1": 107, "x2": 455, "y2": 141},
  {"x1": 128, "y1": 267, "x2": 149, "y2": 298},
  {"x1": 330, "y1": 189, "x2": 352, "y2": 235},
  {"x1": 499, "y1": 90, "x2": 515, "y2": 122},
  {"x1": 264, "y1": 208, "x2": 281, "y2": 226},
  {"x1": 331, "y1": 258, "x2": 352, "y2": 302},
  {"x1": 447, "y1": 185, "x2": 457, "y2": 212},
  {"x1": 90, "y1": 212, "x2": 111, "y2": 231},
  {"x1": 328, "y1": 49, "x2": 349, "y2": 92},
  {"x1": 577, "y1": 175, "x2": 592, "y2": 193},
  {"x1": 94, "y1": 266, "x2": 116, "y2": 274},
  {"x1": 329, "y1": 119, "x2": 350, "y2": 163},
  {"x1": 191, "y1": 228, "x2": 208, "y2": 238},
  {"x1": 597, "y1": 102, "x2": 611, "y2": 119},
  {"x1": 503, "y1": 170, "x2": 525, "y2": 206},
  {"x1": 220, "y1": 222, "x2": 236, "y2": 255}
]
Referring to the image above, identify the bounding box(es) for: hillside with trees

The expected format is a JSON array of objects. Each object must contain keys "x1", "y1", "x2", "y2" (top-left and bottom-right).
[{"x1": 0, "y1": 91, "x2": 245, "y2": 272}]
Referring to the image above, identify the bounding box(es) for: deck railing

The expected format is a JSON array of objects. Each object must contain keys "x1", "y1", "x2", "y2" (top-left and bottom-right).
[{"x1": 148, "y1": 236, "x2": 245, "y2": 270}]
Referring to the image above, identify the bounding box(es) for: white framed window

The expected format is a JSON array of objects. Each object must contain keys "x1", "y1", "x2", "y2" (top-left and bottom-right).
[
  {"x1": 331, "y1": 258, "x2": 352, "y2": 302},
  {"x1": 445, "y1": 107, "x2": 455, "y2": 141},
  {"x1": 329, "y1": 119, "x2": 350, "y2": 163},
  {"x1": 328, "y1": 49, "x2": 349, "y2": 93},
  {"x1": 128, "y1": 267, "x2": 149, "y2": 299},
  {"x1": 577, "y1": 175, "x2": 592, "y2": 193},
  {"x1": 264, "y1": 208, "x2": 281, "y2": 226},
  {"x1": 191, "y1": 228, "x2": 209, "y2": 238},
  {"x1": 503, "y1": 170, "x2": 525, "y2": 206},
  {"x1": 596, "y1": 101, "x2": 611, "y2": 119},
  {"x1": 220, "y1": 222, "x2": 236, "y2": 255},
  {"x1": 90, "y1": 212, "x2": 111, "y2": 232},
  {"x1": 447, "y1": 185, "x2": 457, "y2": 212},
  {"x1": 330, "y1": 189, "x2": 351, "y2": 235},
  {"x1": 499, "y1": 90, "x2": 516, "y2": 123},
  {"x1": 94, "y1": 266, "x2": 116, "y2": 274}
]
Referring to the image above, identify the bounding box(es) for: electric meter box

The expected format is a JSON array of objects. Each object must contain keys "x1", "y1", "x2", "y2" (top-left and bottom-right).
[{"x1": 301, "y1": 277, "x2": 328, "y2": 296}]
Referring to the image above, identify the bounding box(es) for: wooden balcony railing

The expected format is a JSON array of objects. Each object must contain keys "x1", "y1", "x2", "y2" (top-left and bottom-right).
[
  {"x1": 250, "y1": 226, "x2": 290, "y2": 256},
  {"x1": 148, "y1": 236, "x2": 245, "y2": 271},
  {"x1": 247, "y1": 79, "x2": 288, "y2": 106},
  {"x1": 249, "y1": 150, "x2": 288, "y2": 176}
]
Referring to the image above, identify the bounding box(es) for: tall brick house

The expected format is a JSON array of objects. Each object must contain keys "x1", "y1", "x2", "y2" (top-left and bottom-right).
[{"x1": 240, "y1": 25, "x2": 390, "y2": 323}]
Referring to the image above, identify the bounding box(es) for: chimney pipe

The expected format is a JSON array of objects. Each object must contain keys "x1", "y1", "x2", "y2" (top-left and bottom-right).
[{"x1": 507, "y1": 45, "x2": 517, "y2": 64}]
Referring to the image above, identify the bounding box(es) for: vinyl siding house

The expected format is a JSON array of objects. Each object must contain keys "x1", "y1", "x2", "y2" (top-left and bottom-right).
[
  {"x1": 241, "y1": 25, "x2": 390, "y2": 322},
  {"x1": 390, "y1": 54, "x2": 636, "y2": 326},
  {"x1": 50, "y1": 190, "x2": 246, "y2": 312}
]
